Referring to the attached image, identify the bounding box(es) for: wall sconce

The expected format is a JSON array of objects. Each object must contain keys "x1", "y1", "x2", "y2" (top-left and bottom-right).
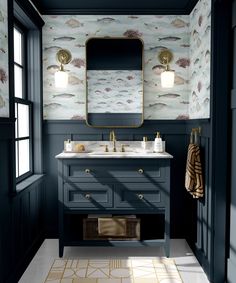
[
  {"x1": 158, "y1": 50, "x2": 175, "y2": 88},
  {"x1": 55, "y1": 49, "x2": 72, "y2": 88}
]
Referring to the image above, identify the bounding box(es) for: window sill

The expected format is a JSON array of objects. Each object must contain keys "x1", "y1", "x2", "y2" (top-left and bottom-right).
[{"x1": 16, "y1": 174, "x2": 44, "y2": 193}]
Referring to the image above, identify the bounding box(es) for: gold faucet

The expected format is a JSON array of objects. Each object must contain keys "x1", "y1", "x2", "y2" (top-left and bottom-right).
[{"x1": 109, "y1": 130, "x2": 117, "y2": 152}]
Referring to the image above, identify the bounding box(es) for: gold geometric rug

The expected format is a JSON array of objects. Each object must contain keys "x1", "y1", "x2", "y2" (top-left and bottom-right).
[{"x1": 45, "y1": 258, "x2": 183, "y2": 283}]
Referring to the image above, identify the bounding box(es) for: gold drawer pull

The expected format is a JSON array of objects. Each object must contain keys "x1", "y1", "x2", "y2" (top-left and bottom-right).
[
  {"x1": 85, "y1": 169, "x2": 91, "y2": 173},
  {"x1": 85, "y1": 193, "x2": 91, "y2": 199},
  {"x1": 137, "y1": 194, "x2": 144, "y2": 200},
  {"x1": 138, "y1": 168, "x2": 144, "y2": 174}
]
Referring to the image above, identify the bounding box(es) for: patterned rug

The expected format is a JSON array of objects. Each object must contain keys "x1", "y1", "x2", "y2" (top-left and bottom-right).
[{"x1": 45, "y1": 258, "x2": 183, "y2": 283}]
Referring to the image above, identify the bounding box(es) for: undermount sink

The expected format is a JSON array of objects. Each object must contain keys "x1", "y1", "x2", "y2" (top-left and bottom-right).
[{"x1": 88, "y1": 151, "x2": 137, "y2": 156}]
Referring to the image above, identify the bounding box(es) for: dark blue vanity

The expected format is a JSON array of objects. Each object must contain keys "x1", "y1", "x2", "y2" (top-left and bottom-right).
[{"x1": 56, "y1": 150, "x2": 172, "y2": 257}]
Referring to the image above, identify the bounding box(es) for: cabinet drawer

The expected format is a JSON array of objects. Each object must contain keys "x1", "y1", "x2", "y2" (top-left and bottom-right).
[
  {"x1": 115, "y1": 183, "x2": 165, "y2": 209},
  {"x1": 64, "y1": 160, "x2": 165, "y2": 181},
  {"x1": 64, "y1": 183, "x2": 113, "y2": 209}
]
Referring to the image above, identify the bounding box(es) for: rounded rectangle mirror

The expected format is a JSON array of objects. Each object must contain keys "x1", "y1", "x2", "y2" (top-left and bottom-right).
[{"x1": 86, "y1": 37, "x2": 144, "y2": 128}]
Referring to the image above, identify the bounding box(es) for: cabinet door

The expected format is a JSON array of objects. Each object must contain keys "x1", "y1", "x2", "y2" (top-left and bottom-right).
[
  {"x1": 64, "y1": 183, "x2": 113, "y2": 209},
  {"x1": 115, "y1": 183, "x2": 166, "y2": 209}
]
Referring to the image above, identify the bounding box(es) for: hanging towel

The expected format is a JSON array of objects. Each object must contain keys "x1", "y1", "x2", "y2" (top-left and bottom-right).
[{"x1": 185, "y1": 143, "x2": 204, "y2": 198}]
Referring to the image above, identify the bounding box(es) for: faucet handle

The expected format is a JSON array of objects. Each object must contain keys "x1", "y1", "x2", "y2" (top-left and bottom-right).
[
  {"x1": 121, "y1": 144, "x2": 130, "y2": 152},
  {"x1": 100, "y1": 144, "x2": 109, "y2": 152}
]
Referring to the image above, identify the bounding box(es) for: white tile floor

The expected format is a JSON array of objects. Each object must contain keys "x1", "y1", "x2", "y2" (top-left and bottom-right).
[{"x1": 19, "y1": 239, "x2": 209, "y2": 283}]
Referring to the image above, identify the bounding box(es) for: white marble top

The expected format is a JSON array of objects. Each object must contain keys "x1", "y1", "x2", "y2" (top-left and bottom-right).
[{"x1": 55, "y1": 141, "x2": 173, "y2": 159}]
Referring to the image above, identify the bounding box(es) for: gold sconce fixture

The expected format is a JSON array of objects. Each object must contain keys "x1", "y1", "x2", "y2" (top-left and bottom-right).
[
  {"x1": 55, "y1": 49, "x2": 72, "y2": 88},
  {"x1": 158, "y1": 49, "x2": 175, "y2": 88}
]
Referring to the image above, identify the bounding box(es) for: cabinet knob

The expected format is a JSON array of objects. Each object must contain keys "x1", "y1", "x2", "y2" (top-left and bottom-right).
[
  {"x1": 85, "y1": 193, "x2": 91, "y2": 199},
  {"x1": 138, "y1": 168, "x2": 144, "y2": 174},
  {"x1": 85, "y1": 169, "x2": 91, "y2": 173},
  {"x1": 137, "y1": 194, "x2": 144, "y2": 200}
]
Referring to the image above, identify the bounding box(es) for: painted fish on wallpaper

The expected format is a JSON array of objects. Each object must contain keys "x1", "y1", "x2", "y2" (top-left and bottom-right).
[
  {"x1": 158, "y1": 36, "x2": 181, "y2": 41},
  {"x1": 97, "y1": 17, "x2": 118, "y2": 24},
  {"x1": 53, "y1": 36, "x2": 75, "y2": 41},
  {"x1": 180, "y1": 44, "x2": 190, "y2": 48},
  {"x1": 180, "y1": 101, "x2": 190, "y2": 104},
  {"x1": 127, "y1": 76, "x2": 134, "y2": 80},
  {"x1": 193, "y1": 58, "x2": 200, "y2": 65},
  {"x1": 105, "y1": 88, "x2": 112, "y2": 92},
  {"x1": 176, "y1": 58, "x2": 190, "y2": 68},
  {"x1": 71, "y1": 58, "x2": 85, "y2": 68},
  {"x1": 148, "y1": 46, "x2": 167, "y2": 52},
  {"x1": 0, "y1": 95, "x2": 6, "y2": 108},
  {"x1": 198, "y1": 15, "x2": 203, "y2": 27},
  {"x1": 46, "y1": 65, "x2": 59, "y2": 73},
  {"x1": 196, "y1": 38, "x2": 202, "y2": 48},
  {"x1": 144, "y1": 23, "x2": 158, "y2": 30},
  {"x1": 75, "y1": 44, "x2": 85, "y2": 48},
  {"x1": 0, "y1": 11, "x2": 4, "y2": 22},
  {"x1": 127, "y1": 99, "x2": 133, "y2": 104},
  {"x1": 149, "y1": 103, "x2": 167, "y2": 109},
  {"x1": 192, "y1": 30, "x2": 199, "y2": 39},
  {"x1": 176, "y1": 114, "x2": 189, "y2": 120},
  {"x1": 68, "y1": 75, "x2": 84, "y2": 85},
  {"x1": 157, "y1": 93, "x2": 180, "y2": 98},
  {"x1": 174, "y1": 75, "x2": 187, "y2": 85},
  {"x1": 52, "y1": 93, "x2": 75, "y2": 98},
  {"x1": 205, "y1": 50, "x2": 210, "y2": 63},
  {"x1": 0, "y1": 48, "x2": 6, "y2": 53},
  {"x1": 197, "y1": 81, "x2": 202, "y2": 92},
  {"x1": 152, "y1": 65, "x2": 165, "y2": 75},
  {"x1": 65, "y1": 19, "x2": 84, "y2": 28},
  {"x1": 144, "y1": 80, "x2": 158, "y2": 87},
  {"x1": 123, "y1": 29, "x2": 142, "y2": 38},
  {"x1": 75, "y1": 101, "x2": 85, "y2": 105},
  {"x1": 44, "y1": 46, "x2": 62, "y2": 52},
  {"x1": 0, "y1": 68, "x2": 7, "y2": 83},
  {"x1": 171, "y1": 18, "x2": 189, "y2": 28},
  {"x1": 44, "y1": 103, "x2": 62, "y2": 109},
  {"x1": 128, "y1": 16, "x2": 139, "y2": 19}
]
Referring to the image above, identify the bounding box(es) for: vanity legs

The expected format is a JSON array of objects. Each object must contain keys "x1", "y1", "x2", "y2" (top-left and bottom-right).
[{"x1": 59, "y1": 241, "x2": 64, "y2": 257}]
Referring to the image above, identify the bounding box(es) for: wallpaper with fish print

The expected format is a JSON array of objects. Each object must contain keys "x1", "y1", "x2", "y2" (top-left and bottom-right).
[
  {"x1": 0, "y1": 0, "x2": 9, "y2": 117},
  {"x1": 42, "y1": 15, "x2": 191, "y2": 120},
  {"x1": 87, "y1": 70, "x2": 143, "y2": 113},
  {"x1": 189, "y1": 0, "x2": 211, "y2": 119}
]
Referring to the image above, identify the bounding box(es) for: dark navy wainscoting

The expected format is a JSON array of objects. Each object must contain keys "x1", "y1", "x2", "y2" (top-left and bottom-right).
[
  {"x1": 0, "y1": 121, "x2": 45, "y2": 283},
  {"x1": 43, "y1": 119, "x2": 211, "y2": 264},
  {"x1": 227, "y1": 1, "x2": 236, "y2": 282}
]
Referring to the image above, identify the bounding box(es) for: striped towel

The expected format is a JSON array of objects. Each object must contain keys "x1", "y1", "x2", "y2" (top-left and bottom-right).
[{"x1": 185, "y1": 143, "x2": 204, "y2": 198}]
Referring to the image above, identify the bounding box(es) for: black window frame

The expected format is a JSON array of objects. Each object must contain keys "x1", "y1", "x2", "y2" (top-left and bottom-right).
[{"x1": 13, "y1": 20, "x2": 34, "y2": 183}]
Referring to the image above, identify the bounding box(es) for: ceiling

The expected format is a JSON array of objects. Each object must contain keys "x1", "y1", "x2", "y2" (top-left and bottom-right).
[{"x1": 31, "y1": 0, "x2": 199, "y2": 15}]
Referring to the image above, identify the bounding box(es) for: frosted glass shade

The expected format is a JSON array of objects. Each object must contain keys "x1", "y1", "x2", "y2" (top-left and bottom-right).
[
  {"x1": 55, "y1": 70, "x2": 68, "y2": 88},
  {"x1": 161, "y1": 70, "x2": 175, "y2": 88}
]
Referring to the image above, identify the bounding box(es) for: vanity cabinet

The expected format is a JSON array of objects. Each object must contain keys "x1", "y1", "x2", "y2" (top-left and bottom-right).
[{"x1": 57, "y1": 157, "x2": 171, "y2": 257}]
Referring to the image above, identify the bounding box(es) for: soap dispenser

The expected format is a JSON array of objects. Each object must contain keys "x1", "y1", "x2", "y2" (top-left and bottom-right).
[{"x1": 154, "y1": 132, "x2": 163, "y2": 153}]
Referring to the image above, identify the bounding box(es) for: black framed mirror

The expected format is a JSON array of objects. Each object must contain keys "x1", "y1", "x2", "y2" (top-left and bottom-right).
[{"x1": 86, "y1": 37, "x2": 143, "y2": 128}]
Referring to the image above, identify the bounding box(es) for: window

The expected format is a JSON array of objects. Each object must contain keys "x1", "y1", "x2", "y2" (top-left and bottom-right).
[{"x1": 14, "y1": 23, "x2": 33, "y2": 181}]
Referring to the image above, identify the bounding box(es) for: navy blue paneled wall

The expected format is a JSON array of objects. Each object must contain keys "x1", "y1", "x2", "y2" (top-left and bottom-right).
[{"x1": 43, "y1": 119, "x2": 210, "y2": 251}]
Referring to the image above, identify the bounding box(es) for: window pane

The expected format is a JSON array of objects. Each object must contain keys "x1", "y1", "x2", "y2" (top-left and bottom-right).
[
  {"x1": 15, "y1": 142, "x2": 19, "y2": 178},
  {"x1": 14, "y1": 28, "x2": 22, "y2": 65},
  {"x1": 15, "y1": 103, "x2": 18, "y2": 138},
  {"x1": 14, "y1": 65, "x2": 23, "y2": 98},
  {"x1": 19, "y1": 139, "x2": 30, "y2": 176},
  {"x1": 18, "y1": 104, "x2": 29, "y2": 138}
]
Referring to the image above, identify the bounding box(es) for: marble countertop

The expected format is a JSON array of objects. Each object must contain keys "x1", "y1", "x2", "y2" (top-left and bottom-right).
[{"x1": 55, "y1": 141, "x2": 173, "y2": 159}]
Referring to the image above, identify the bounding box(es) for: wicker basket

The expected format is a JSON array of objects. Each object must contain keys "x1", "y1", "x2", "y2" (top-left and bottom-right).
[{"x1": 83, "y1": 217, "x2": 140, "y2": 240}]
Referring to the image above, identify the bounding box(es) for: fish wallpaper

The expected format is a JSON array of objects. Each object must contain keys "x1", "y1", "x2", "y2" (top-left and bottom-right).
[
  {"x1": 189, "y1": 0, "x2": 211, "y2": 119},
  {"x1": 0, "y1": 0, "x2": 9, "y2": 117},
  {"x1": 87, "y1": 70, "x2": 143, "y2": 114},
  {"x1": 43, "y1": 15, "x2": 191, "y2": 120}
]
